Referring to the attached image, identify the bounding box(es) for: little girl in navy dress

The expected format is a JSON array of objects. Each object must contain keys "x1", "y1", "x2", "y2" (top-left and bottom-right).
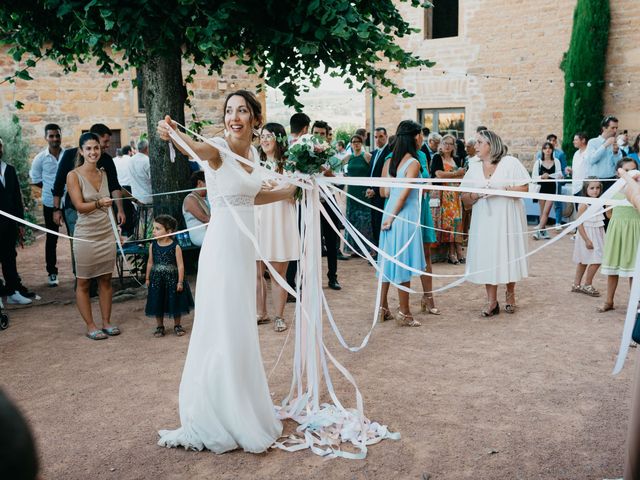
[{"x1": 145, "y1": 215, "x2": 194, "y2": 337}]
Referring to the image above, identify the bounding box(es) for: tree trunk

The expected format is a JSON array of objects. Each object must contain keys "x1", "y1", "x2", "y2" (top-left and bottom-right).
[{"x1": 140, "y1": 51, "x2": 190, "y2": 222}]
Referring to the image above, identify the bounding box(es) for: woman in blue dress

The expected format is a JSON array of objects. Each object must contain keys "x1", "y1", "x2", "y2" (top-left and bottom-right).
[
  {"x1": 377, "y1": 120, "x2": 426, "y2": 327},
  {"x1": 417, "y1": 149, "x2": 440, "y2": 315}
]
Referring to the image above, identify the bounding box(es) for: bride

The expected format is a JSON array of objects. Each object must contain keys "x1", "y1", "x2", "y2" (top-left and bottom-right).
[{"x1": 156, "y1": 90, "x2": 296, "y2": 453}]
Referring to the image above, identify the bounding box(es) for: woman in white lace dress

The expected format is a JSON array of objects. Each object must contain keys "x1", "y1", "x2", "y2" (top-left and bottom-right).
[{"x1": 156, "y1": 90, "x2": 295, "y2": 454}]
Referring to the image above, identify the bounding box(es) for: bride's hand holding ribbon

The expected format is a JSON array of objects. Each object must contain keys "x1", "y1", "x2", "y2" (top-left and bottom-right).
[{"x1": 157, "y1": 115, "x2": 177, "y2": 142}]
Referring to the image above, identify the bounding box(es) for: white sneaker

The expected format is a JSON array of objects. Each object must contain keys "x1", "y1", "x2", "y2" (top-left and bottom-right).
[
  {"x1": 48, "y1": 273, "x2": 59, "y2": 287},
  {"x1": 6, "y1": 291, "x2": 32, "y2": 305}
]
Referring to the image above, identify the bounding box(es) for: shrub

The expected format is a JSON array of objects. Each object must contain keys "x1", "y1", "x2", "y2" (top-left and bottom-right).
[
  {"x1": 0, "y1": 115, "x2": 36, "y2": 244},
  {"x1": 561, "y1": 0, "x2": 610, "y2": 162}
]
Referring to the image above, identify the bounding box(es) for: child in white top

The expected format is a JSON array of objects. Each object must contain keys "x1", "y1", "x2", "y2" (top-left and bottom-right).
[{"x1": 571, "y1": 179, "x2": 605, "y2": 296}]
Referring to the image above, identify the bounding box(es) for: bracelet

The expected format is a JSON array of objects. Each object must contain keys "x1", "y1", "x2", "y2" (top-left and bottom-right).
[{"x1": 95, "y1": 200, "x2": 101, "y2": 210}]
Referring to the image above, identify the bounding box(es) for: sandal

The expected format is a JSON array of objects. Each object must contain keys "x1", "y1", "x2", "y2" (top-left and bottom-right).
[
  {"x1": 581, "y1": 285, "x2": 601, "y2": 297},
  {"x1": 274, "y1": 316, "x2": 288, "y2": 332},
  {"x1": 101, "y1": 326, "x2": 121, "y2": 336},
  {"x1": 396, "y1": 311, "x2": 421, "y2": 327},
  {"x1": 378, "y1": 306, "x2": 393, "y2": 323},
  {"x1": 86, "y1": 329, "x2": 108, "y2": 340},
  {"x1": 505, "y1": 292, "x2": 516, "y2": 314},
  {"x1": 597, "y1": 302, "x2": 615, "y2": 313},
  {"x1": 153, "y1": 326, "x2": 165, "y2": 337},
  {"x1": 481, "y1": 302, "x2": 500, "y2": 317},
  {"x1": 447, "y1": 255, "x2": 459, "y2": 265},
  {"x1": 571, "y1": 284, "x2": 582, "y2": 293},
  {"x1": 421, "y1": 295, "x2": 441, "y2": 315},
  {"x1": 174, "y1": 325, "x2": 186, "y2": 336},
  {"x1": 257, "y1": 315, "x2": 271, "y2": 325}
]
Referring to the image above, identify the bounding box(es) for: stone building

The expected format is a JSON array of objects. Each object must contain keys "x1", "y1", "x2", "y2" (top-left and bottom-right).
[
  {"x1": 0, "y1": 49, "x2": 261, "y2": 157},
  {"x1": 369, "y1": 0, "x2": 640, "y2": 163}
]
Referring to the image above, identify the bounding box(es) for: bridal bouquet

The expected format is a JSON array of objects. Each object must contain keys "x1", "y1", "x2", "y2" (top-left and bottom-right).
[{"x1": 284, "y1": 134, "x2": 342, "y2": 176}]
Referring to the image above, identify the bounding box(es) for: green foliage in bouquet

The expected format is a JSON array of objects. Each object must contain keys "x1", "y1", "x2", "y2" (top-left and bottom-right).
[{"x1": 284, "y1": 134, "x2": 342, "y2": 176}]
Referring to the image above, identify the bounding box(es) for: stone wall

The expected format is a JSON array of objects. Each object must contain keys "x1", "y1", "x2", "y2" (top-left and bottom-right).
[
  {"x1": 0, "y1": 49, "x2": 261, "y2": 158},
  {"x1": 369, "y1": 0, "x2": 640, "y2": 165}
]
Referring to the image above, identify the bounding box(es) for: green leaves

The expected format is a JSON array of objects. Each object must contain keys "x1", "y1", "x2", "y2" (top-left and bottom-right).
[{"x1": 0, "y1": 0, "x2": 433, "y2": 109}]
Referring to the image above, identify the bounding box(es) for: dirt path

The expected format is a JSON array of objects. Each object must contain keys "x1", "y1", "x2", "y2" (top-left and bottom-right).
[{"x1": 0, "y1": 234, "x2": 634, "y2": 479}]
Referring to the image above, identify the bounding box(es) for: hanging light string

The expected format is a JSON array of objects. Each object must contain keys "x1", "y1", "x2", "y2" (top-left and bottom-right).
[{"x1": 413, "y1": 67, "x2": 628, "y2": 88}]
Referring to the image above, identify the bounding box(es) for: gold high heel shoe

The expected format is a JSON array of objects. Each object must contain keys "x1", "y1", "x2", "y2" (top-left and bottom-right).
[
  {"x1": 421, "y1": 295, "x2": 441, "y2": 315},
  {"x1": 378, "y1": 306, "x2": 393, "y2": 323},
  {"x1": 505, "y1": 292, "x2": 516, "y2": 314},
  {"x1": 396, "y1": 311, "x2": 421, "y2": 327}
]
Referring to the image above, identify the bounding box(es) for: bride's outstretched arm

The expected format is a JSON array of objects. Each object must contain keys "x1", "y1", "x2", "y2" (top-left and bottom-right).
[
  {"x1": 157, "y1": 115, "x2": 221, "y2": 166},
  {"x1": 255, "y1": 183, "x2": 297, "y2": 205}
]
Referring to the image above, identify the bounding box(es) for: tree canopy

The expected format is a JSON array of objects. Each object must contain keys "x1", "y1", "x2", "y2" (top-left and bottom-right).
[
  {"x1": 0, "y1": 0, "x2": 434, "y2": 217},
  {"x1": 1, "y1": 0, "x2": 434, "y2": 109}
]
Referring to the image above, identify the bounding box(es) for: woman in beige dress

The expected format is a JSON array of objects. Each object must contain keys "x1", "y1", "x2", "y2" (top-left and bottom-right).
[{"x1": 66, "y1": 132, "x2": 118, "y2": 340}]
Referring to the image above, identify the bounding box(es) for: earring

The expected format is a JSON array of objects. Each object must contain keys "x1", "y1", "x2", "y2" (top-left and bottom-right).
[{"x1": 223, "y1": 129, "x2": 229, "y2": 138}]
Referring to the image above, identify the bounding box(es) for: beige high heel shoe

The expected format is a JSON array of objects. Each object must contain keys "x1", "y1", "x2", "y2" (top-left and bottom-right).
[
  {"x1": 505, "y1": 292, "x2": 517, "y2": 314},
  {"x1": 396, "y1": 311, "x2": 421, "y2": 327},
  {"x1": 274, "y1": 316, "x2": 288, "y2": 332},
  {"x1": 378, "y1": 306, "x2": 393, "y2": 323},
  {"x1": 421, "y1": 295, "x2": 441, "y2": 315}
]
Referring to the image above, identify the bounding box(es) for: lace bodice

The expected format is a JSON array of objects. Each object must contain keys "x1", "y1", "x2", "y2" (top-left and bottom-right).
[{"x1": 203, "y1": 138, "x2": 262, "y2": 209}]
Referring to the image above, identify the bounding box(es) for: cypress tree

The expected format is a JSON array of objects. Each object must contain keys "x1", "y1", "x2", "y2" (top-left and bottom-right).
[{"x1": 560, "y1": 0, "x2": 610, "y2": 160}]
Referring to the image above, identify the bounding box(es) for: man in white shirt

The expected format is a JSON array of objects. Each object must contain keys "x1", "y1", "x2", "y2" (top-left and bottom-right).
[
  {"x1": 566, "y1": 132, "x2": 588, "y2": 195},
  {"x1": 29, "y1": 123, "x2": 65, "y2": 287},
  {"x1": 128, "y1": 140, "x2": 152, "y2": 205},
  {"x1": 114, "y1": 145, "x2": 133, "y2": 188}
]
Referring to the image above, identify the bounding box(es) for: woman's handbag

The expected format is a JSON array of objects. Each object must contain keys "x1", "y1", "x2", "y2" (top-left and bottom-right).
[{"x1": 632, "y1": 312, "x2": 640, "y2": 344}]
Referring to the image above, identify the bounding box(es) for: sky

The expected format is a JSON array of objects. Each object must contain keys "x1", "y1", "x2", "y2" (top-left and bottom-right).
[{"x1": 265, "y1": 72, "x2": 366, "y2": 131}]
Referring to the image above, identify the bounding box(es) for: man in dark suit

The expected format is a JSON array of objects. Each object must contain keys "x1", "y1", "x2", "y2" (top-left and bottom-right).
[
  {"x1": 0, "y1": 138, "x2": 32, "y2": 305},
  {"x1": 365, "y1": 127, "x2": 391, "y2": 249}
]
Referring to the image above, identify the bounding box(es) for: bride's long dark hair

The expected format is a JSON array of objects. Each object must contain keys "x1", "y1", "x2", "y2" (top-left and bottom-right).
[{"x1": 389, "y1": 120, "x2": 421, "y2": 178}]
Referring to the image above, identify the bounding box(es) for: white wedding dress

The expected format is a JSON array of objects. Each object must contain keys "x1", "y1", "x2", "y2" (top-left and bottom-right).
[{"x1": 158, "y1": 138, "x2": 283, "y2": 453}]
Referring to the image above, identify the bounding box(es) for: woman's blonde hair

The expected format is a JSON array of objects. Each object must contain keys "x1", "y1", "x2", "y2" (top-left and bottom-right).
[
  {"x1": 439, "y1": 134, "x2": 457, "y2": 156},
  {"x1": 478, "y1": 129, "x2": 508, "y2": 164}
]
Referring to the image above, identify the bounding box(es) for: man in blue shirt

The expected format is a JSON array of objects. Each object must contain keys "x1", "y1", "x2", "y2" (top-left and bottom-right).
[
  {"x1": 585, "y1": 115, "x2": 622, "y2": 192},
  {"x1": 29, "y1": 124, "x2": 64, "y2": 287}
]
